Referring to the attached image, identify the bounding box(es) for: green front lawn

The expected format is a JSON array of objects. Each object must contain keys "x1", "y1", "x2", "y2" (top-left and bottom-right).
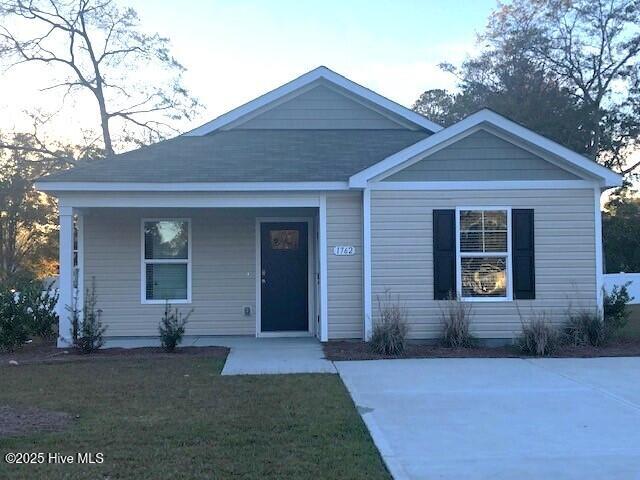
[{"x1": 0, "y1": 357, "x2": 389, "y2": 480}]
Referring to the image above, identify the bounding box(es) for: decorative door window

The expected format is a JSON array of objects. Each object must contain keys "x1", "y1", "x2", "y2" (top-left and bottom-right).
[{"x1": 270, "y1": 230, "x2": 299, "y2": 250}]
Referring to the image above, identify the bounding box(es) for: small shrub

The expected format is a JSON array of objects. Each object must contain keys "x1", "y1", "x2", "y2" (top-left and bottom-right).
[
  {"x1": 370, "y1": 290, "x2": 409, "y2": 355},
  {"x1": 22, "y1": 280, "x2": 59, "y2": 339},
  {"x1": 74, "y1": 278, "x2": 107, "y2": 354},
  {"x1": 604, "y1": 284, "x2": 633, "y2": 332},
  {"x1": 0, "y1": 287, "x2": 30, "y2": 352},
  {"x1": 564, "y1": 309, "x2": 607, "y2": 347},
  {"x1": 159, "y1": 302, "x2": 193, "y2": 352},
  {"x1": 439, "y1": 295, "x2": 475, "y2": 348},
  {"x1": 0, "y1": 280, "x2": 60, "y2": 351},
  {"x1": 517, "y1": 313, "x2": 560, "y2": 356}
]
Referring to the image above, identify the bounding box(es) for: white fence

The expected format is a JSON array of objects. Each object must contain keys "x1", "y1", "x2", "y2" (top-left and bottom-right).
[{"x1": 604, "y1": 273, "x2": 640, "y2": 304}]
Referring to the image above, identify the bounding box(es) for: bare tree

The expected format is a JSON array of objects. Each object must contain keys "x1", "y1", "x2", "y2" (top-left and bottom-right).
[
  {"x1": 0, "y1": 112, "x2": 102, "y2": 282},
  {"x1": 487, "y1": 0, "x2": 640, "y2": 175},
  {"x1": 0, "y1": 111, "x2": 86, "y2": 163},
  {"x1": 0, "y1": 133, "x2": 66, "y2": 282},
  {"x1": 0, "y1": 0, "x2": 201, "y2": 156},
  {"x1": 0, "y1": 143, "x2": 59, "y2": 282}
]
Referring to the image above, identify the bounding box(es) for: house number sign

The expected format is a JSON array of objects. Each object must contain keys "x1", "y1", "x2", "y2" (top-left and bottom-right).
[{"x1": 333, "y1": 246, "x2": 355, "y2": 256}]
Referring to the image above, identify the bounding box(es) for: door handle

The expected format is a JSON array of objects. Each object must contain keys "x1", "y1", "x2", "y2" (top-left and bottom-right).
[{"x1": 261, "y1": 269, "x2": 266, "y2": 285}]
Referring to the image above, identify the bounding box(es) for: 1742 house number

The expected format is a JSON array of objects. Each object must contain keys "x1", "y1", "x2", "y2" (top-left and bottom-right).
[{"x1": 333, "y1": 246, "x2": 355, "y2": 256}]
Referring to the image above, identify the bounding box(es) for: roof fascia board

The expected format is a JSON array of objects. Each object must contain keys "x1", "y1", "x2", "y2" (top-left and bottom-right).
[
  {"x1": 373, "y1": 123, "x2": 595, "y2": 183},
  {"x1": 478, "y1": 125, "x2": 599, "y2": 182},
  {"x1": 220, "y1": 79, "x2": 423, "y2": 132},
  {"x1": 184, "y1": 66, "x2": 442, "y2": 135},
  {"x1": 349, "y1": 114, "x2": 483, "y2": 187},
  {"x1": 217, "y1": 81, "x2": 320, "y2": 131},
  {"x1": 314, "y1": 68, "x2": 442, "y2": 132},
  {"x1": 478, "y1": 112, "x2": 621, "y2": 185},
  {"x1": 316, "y1": 81, "x2": 423, "y2": 131},
  {"x1": 34, "y1": 181, "x2": 350, "y2": 193},
  {"x1": 370, "y1": 180, "x2": 596, "y2": 190},
  {"x1": 57, "y1": 192, "x2": 323, "y2": 209}
]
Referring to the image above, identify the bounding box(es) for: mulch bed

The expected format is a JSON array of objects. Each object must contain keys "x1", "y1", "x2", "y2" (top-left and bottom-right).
[
  {"x1": 0, "y1": 338, "x2": 229, "y2": 366},
  {"x1": 0, "y1": 405, "x2": 72, "y2": 438},
  {"x1": 324, "y1": 339, "x2": 640, "y2": 361}
]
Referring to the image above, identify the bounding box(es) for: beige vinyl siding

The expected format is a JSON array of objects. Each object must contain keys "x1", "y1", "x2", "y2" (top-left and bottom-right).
[
  {"x1": 327, "y1": 192, "x2": 364, "y2": 339},
  {"x1": 236, "y1": 85, "x2": 410, "y2": 130},
  {"x1": 384, "y1": 129, "x2": 580, "y2": 181},
  {"x1": 370, "y1": 189, "x2": 596, "y2": 339},
  {"x1": 83, "y1": 207, "x2": 315, "y2": 337}
]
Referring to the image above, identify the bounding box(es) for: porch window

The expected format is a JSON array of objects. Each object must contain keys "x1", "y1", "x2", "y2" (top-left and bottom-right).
[
  {"x1": 456, "y1": 208, "x2": 511, "y2": 301},
  {"x1": 142, "y1": 219, "x2": 191, "y2": 303}
]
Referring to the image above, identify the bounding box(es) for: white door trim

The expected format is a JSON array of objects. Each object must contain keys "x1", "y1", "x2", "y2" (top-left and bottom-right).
[{"x1": 255, "y1": 217, "x2": 315, "y2": 337}]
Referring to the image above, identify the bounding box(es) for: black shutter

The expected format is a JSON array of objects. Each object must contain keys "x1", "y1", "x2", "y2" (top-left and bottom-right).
[
  {"x1": 512, "y1": 209, "x2": 535, "y2": 299},
  {"x1": 433, "y1": 209, "x2": 456, "y2": 299}
]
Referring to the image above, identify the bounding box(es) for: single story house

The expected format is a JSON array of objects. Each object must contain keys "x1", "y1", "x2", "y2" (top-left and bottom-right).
[{"x1": 35, "y1": 66, "x2": 622, "y2": 347}]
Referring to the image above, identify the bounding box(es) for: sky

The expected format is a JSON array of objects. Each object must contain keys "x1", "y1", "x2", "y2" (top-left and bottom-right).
[{"x1": 0, "y1": 0, "x2": 497, "y2": 141}]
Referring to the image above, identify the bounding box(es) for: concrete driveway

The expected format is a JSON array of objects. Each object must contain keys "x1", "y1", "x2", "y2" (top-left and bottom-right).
[{"x1": 336, "y1": 357, "x2": 640, "y2": 480}]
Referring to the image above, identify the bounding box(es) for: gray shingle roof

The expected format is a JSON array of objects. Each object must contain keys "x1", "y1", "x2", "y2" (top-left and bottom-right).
[{"x1": 39, "y1": 129, "x2": 429, "y2": 183}]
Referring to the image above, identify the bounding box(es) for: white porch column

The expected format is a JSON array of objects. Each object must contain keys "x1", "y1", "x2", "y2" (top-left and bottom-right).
[
  {"x1": 57, "y1": 205, "x2": 74, "y2": 347},
  {"x1": 363, "y1": 188, "x2": 372, "y2": 340},
  {"x1": 319, "y1": 194, "x2": 329, "y2": 342}
]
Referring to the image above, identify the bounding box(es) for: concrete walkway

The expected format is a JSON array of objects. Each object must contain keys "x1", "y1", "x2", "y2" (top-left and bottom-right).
[
  {"x1": 337, "y1": 357, "x2": 640, "y2": 480},
  {"x1": 218, "y1": 337, "x2": 336, "y2": 375}
]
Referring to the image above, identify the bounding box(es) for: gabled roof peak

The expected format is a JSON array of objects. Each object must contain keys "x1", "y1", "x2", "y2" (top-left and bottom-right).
[
  {"x1": 349, "y1": 108, "x2": 622, "y2": 188},
  {"x1": 184, "y1": 66, "x2": 442, "y2": 136}
]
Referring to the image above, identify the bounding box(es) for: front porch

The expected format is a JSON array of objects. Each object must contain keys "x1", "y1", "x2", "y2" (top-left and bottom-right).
[{"x1": 56, "y1": 192, "x2": 333, "y2": 346}]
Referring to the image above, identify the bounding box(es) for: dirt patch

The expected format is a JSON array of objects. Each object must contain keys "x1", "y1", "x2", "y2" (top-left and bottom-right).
[
  {"x1": 0, "y1": 405, "x2": 71, "y2": 438},
  {"x1": 324, "y1": 338, "x2": 640, "y2": 361},
  {"x1": 0, "y1": 338, "x2": 229, "y2": 366}
]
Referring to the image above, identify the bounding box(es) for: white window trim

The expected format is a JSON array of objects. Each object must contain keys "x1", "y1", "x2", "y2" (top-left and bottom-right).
[
  {"x1": 140, "y1": 218, "x2": 192, "y2": 305},
  {"x1": 455, "y1": 207, "x2": 512, "y2": 302}
]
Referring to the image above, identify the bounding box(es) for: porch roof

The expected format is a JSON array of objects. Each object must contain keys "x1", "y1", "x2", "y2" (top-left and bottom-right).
[{"x1": 39, "y1": 129, "x2": 429, "y2": 184}]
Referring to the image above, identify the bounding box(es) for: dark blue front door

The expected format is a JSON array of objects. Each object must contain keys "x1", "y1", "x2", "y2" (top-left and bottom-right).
[{"x1": 260, "y1": 222, "x2": 309, "y2": 332}]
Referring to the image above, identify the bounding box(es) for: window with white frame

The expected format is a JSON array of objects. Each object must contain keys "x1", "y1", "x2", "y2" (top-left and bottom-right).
[
  {"x1": 457, "y1": 208, "x2": 511, "y2": 300},
  {"x1": 142, "y1": 219, "x2": 191, "y2": 303}
]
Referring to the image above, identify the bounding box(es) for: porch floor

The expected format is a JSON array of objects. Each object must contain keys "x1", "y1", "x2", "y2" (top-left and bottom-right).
[{"x1": 218, "y1": 337, "x2": 337, "y2": 376}]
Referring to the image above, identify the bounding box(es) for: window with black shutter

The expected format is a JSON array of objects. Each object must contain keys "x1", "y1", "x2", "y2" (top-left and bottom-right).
[
  {"x1": 433, "y1": 210, "x2": 456, "y2": 299},
  {"x1": 512, "y1": 209, "x2": 535, "y2": 299},
  {"x1": 434, "y1": 207, "x2": 535, "y2": 301}
]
